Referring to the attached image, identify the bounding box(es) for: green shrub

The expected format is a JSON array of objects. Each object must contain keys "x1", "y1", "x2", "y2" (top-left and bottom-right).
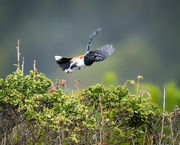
[
  {"x1": 0, "y1": 70, "x2": 180, "y2": 144},
  {"x1": 0, "y1": 70, "x2": 90, "y2": 144}
]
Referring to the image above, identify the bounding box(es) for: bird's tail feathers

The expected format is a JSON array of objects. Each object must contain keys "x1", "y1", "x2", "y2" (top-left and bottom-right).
[
  {"x1": 55, "y1": 56, "x2": 72, "y2": 64},
  {"x1": 55, "y1": 56, "x2": 72, "y2": 71}
]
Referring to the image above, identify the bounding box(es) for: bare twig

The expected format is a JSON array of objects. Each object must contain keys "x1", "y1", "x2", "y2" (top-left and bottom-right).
[
  {"x1": 147, "y1": 134, "x2": 153, "y2": 145},
  {"x1": 33, "y1": 60, "x2": 36, "y2": 72},
  {"x1": 16, "y1": 39, "x2": 21, "y2": 70},
  {"x1": 163, "y1": 85, "x2": 166, "y2": 114},
  {"x1": 61, "y1": 124, "x2": 64, "y2": 145},
  {"x1": 159, "y1": 85, "x2": 166, "y2": 144},
  {"x1": 21, "y1": 57, "x2": 24, "y2": 74},
  {"x1": 150, "y1": 135, "x2": 153, "y2": 145},
  {"x1": 99, "y1": 94, "x2": 104, "y2": 143},
  {"x1": 33, "y1": 60, "x2": 39, "y2": 76},
  {"x1": 169, "y1": 115, "x2": 174, "y2": 145},
  {"x1": 136, "y1": 75, "x2": 143, "y2": 96},
  {"x1": 176, "y1": 136, "x2": 180, "y2": 145},
  {"x1": 143, "y1": 127, "x2": 147, "y2": 145},
  {"x1": 0, "y1": 139, "x2": 2, "y2": 145},
  {"x1": 3, "y1": 132, "x2": 6, "y2": 145}
]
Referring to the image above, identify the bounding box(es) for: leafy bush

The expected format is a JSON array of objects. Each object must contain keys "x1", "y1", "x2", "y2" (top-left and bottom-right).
[
  {"x1": 0, "y1": 70, "x2": 180, "y2": 144},
  {"x1": 81, "y1": 83, "x2": 165, "y2": 144},
  {"x1": 0, "y1": 70, "x2": 90, "y2": 144}
]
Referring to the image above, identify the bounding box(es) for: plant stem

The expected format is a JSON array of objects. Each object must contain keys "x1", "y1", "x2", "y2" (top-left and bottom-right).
[
  {"x1": 169, "y1": 115, "x2": 174, "y2": 145},
  {"x1": 99, "y1": 94, "x2": 104, "y2": 143},
  {"x1": 143, "y1": 127, "x2": 147, "y2": 145},
  {"x1": 21, "y1": 57, "x2": 24, "y2": 74},
  {"x1": 160, "y1": 85, "x2": 166, "y2": 144},
  {"x1": 33, "y1": 60, "x2": 36, "y2": 71},
  {"x1": 137, "y1": 80, "x2": 139, "y2": 96},
  {"x1": 16, "y1": 39, "x2": 20, "y2": 70},
  {"x1": 61, "y1": 124, "x2": 64, "y2": 145}
]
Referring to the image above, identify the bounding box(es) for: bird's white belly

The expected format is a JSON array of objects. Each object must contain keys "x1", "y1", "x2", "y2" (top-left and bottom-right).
[{"x1": 74, "y1": 58, "x2": 86, "y2": 67}]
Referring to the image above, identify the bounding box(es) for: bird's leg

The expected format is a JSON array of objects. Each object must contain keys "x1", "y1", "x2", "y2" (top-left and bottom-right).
[
  {"x1": 65, "y1": 69, "x2": 73, "y2": 73},
  {"x1": 70, "y1": 64, "x2": 77, "y2": 70},
  {"x1": 66, "y1": 61, "x2": 77, "y2": 72}
]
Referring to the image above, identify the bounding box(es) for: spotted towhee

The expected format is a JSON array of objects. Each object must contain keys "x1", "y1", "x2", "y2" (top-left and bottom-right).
[{"x1": 55, "y1": 28, "x2": 115, "y2": 73}]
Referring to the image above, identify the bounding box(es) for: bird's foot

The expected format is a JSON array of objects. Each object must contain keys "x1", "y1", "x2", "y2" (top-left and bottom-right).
[{"x1": 65, "y1": 68, "x2": 73, "y2": 73}]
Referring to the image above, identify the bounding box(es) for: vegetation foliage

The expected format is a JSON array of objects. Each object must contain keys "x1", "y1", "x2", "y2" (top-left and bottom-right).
[{"x1": 0, "y1": 70, "x2": 180, "y2": 144}]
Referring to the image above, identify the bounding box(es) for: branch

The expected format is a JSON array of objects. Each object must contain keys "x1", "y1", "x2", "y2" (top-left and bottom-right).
[
  {"x1": 21, "y1": 57, "x2": 24, "y2": 75},
  {"x1": 99, "y1": 94, "x2": 104, "y2": 143},
  {"x1": 33, "y1": 60, "x2": 36, "y2": 72},
  {"x1": 16, "y1": 39, "x2": 21, "y2": 70},
  {"x1": 159, "y1": 85, "x2": 166, "y2": 144},
  {"x1": 169, "y1": 115, "x2": 174, "y2": 145}
]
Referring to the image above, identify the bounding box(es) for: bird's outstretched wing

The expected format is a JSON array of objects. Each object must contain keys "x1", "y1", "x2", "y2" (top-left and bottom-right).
[
  {"x1": 92, "y1": 44, "x2": 115, "y2": 62},
  {"x1": 86, "y1": 28, "x2": 101, "y2": 53}
]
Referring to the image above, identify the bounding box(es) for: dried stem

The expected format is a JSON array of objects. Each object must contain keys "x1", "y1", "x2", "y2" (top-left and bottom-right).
[
  {"x1": 169, "y1": 115, "x2": 174, "y2": 145},
  {"x1": 150, "y1": 135, "x2": 153, "y2": 145},
  {"x1": 16, "y1": 39, "x2": 21, "y2": 70},
  {"x1": 21, "y1": 57, "x2": 24, "y2": 75},
  {"x1": 137, "y1": 80, "x2": 139, "y2": 96},
  {"x1": 61, "y1": 124, "x2": 64, "y2": 144},
  {"x1": 143, "y1": 127, "x2": 147, "y2": 145},
  {"x1": 3, "y1": 132, "x2": 6, "y2": 145},
  {"x1": 99, "y1": 94, "x2": 104, "y2": 143},
  {"x1": 33, "y1": 60, "x2": 36, "y2": 72},
  {"x1": 159, "y1": 85, "x2": 166, "y2": 144},
  {"x1": 136, "y1": 75, "x2": 143, "y2": 96},
  {"x1": 163, "y1": 85, "x2": 166, "y2": 114}
]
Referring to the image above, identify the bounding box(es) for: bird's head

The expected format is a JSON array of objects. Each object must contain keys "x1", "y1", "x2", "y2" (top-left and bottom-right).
[
  {"x1": 84, "y1": 52, "x2": 102, "y2": 66},
  {"x1": 92, "y1": 54, "x2": 103, "y2": 61}
]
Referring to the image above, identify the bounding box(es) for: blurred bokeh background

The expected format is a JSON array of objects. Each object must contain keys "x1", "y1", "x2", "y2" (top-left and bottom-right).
[{"x1": 0, "y1": 1, "x2": 180, "y2": 111}]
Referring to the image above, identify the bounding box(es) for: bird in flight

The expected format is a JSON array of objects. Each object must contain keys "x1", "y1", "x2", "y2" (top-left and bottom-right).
[{"x1": 55, "y1": 28, "x2": 115, "y2": 73}]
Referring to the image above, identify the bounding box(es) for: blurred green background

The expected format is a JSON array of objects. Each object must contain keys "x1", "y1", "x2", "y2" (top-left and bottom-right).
[{"x1": 0, "y1": 1, "x2": 180, "y2": 111}]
